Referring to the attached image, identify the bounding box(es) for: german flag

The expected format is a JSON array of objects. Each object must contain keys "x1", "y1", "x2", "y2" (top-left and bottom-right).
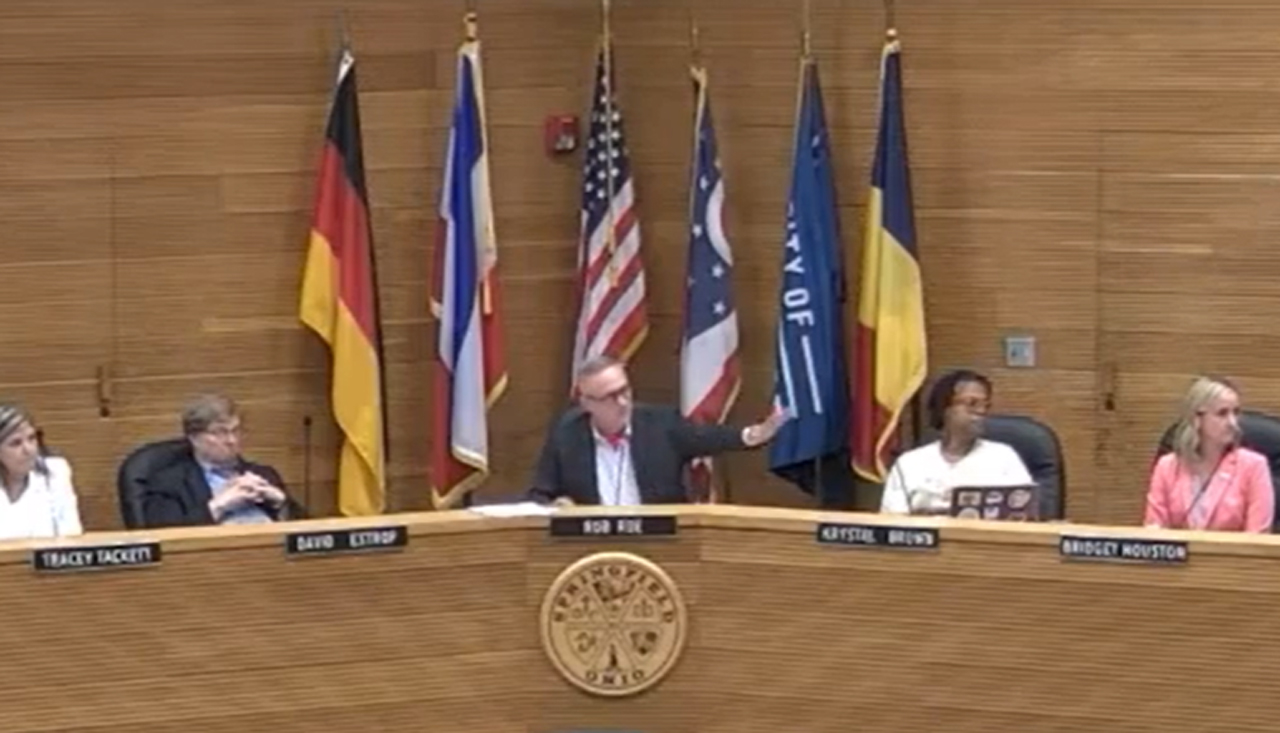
[
  {"x1": 852, "y1": 29, "x2": 928, "y2": 483},
  {"x1": 299, "y1": 46, "x2": 387, "y2": 516}
]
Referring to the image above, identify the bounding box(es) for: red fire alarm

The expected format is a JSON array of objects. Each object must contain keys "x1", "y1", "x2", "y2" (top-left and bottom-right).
[{"x1": 545, "y1": 115, "x2": 579, "y2": 156}]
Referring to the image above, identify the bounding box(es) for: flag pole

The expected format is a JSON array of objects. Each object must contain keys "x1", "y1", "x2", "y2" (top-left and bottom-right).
[
  {"x1": 600, "y1": 0, "x2": 621, "y2": 289},
  {"x1": 798, "y1": 0, "x2": 827, "y2": 509},
  {"x1": 689, "y1": 1, "x2": 702, "y2": 70},
  {"x1": 881, "y1": 3, "x2": 919, "y2": 452},
  {"x1": 801, "y1": 0, "x2": 812, "y2": 59},
  {"x1": 463, "y1": 6, "x2": 493, "y2": 320},
  {"x1": 336, "y1": 9, "x2": 351, "y2": 50}
]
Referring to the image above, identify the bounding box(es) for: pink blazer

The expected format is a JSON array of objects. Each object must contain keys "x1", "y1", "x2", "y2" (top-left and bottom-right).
[{"x1": 1144, "y1": 447, "x2": 1275, "y2": 533}]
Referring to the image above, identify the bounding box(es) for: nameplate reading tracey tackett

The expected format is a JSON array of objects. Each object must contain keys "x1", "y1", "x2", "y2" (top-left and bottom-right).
[
  {"x1": 32, "y1": 542, "x2": 162, "y2": 573},
  {"x1": 1059, "y1": 535, "x2": 1189, "y2": 564},
  {"x1": 816, "y1": 522, "x2": 939, "y2": 550},
  {"x1": 285, "y1": 526, "x2": 409, "y2": 557},
  {"x1": 549, "y1": 515, "x2": 677, "y2": 538}
]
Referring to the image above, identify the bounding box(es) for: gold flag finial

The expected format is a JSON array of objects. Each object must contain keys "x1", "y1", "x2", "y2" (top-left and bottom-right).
[{"x1": 464, "y1": 11, "x2": 478, "y2": 42}]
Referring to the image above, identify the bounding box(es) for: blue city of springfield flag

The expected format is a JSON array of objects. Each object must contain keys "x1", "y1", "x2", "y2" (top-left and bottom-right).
[{"x1": 768, "y1": 56, "x2": 856, "y2": 507}]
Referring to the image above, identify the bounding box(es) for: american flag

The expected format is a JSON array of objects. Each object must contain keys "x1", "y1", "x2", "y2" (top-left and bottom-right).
[
  {"x1": 571, "y1": 45, "x2": 648, "y2": 380},
  {"x1": 680, "y1": 66, "x2": 741, "y2": 502}
]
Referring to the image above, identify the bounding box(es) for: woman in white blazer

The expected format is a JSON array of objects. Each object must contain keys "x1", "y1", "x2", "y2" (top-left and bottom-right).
[{"x1": 0, "y1": 404, "x2": 82, "y2": 540}]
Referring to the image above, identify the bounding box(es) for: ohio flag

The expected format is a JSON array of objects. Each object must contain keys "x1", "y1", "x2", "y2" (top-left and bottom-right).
[{"x1": 680, "y1": 64, "x2": 741, "y2": 503}]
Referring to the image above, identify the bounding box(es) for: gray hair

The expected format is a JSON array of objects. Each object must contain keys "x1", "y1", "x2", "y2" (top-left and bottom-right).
[
  {"x1": 181, "y1": 394, "x2": 239, "y2": 437},
  {"x1": 1172, "y1": 376, "x2": 1239, "y2": 462},
  {"x1": 0, "y1": 403, "x2": 32, "y2": 445},
  {"x1": 575, "y1": 354, "x2": 625, "y2": 383}
]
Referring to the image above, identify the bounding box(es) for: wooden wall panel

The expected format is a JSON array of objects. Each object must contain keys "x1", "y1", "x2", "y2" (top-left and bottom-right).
[{"x1": 1, "y1": 0, "x2": 1276, "y2": 527}]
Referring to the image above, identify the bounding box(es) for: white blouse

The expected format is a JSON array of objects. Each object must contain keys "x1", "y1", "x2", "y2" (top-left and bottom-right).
[
  {"x1": 880, "y1": 439, "x2": 1034, "y2": 515},
  {"x1": 0, "y1": 457, "x2": 84, "y2": 541}
]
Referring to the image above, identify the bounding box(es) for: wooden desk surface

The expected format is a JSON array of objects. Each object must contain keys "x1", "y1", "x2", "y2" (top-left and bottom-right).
[{"x1": 3, "y1": 507, "x2": 1277, "y2": 733}]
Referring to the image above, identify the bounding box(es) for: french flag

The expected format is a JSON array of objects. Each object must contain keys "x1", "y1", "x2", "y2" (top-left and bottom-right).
[{"x1": 430, "y1": 17, "x2": 507, "y2": 510}]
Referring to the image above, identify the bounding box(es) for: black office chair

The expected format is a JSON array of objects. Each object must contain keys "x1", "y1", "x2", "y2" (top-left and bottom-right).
[
  {"x1": 981, "y1": 414, "x2": 1066, "y2": 520},
  {"x1": 906, "y1": 413, "x2": 1066, "y2": 520},
  {"x1": 1154, "y1": 409, "x2": 1280, "y2": 531},
  {"x1": 116, "y1": 438, "x2": 190, "y2": 529}
]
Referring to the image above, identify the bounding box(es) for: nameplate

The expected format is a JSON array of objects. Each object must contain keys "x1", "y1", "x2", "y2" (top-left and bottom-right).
[
  {"x1": 816, "y1": 523, "x2": 939, "y2": 549},
  {"x1": 32, "y1": 542, "x2": 162, "y2": 573},
  {"x1": 1059, "y1": 535, "x2": 1188, "y2": 564},
  {"x1": 549, "y1": 515, "x2": 677, "y2": 538},
  {"x1": 285, "y1": 526, "x2": 408, "y2": 557}
]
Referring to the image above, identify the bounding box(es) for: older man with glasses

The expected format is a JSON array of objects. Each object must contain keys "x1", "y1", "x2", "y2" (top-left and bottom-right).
[
  {"x1": 142, "y1": 393, "x2": 304, "y2": 527},
  {"x1": 527, "y1": 355, "x2": 788, "y2": 507}
]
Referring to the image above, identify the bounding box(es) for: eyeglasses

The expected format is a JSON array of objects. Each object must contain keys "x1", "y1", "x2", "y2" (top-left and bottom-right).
[
  {"x1": 951, "y1": 398, "x2": 990, "y2": 412},
  {"x1": 582, "y1": 385, "x2": 633, "y2": 404},
  {"x1": 204, "y1": 425, "x2": 244, "y2": 440}
]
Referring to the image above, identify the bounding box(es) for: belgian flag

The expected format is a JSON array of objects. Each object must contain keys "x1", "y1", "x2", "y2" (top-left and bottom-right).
[
  {"x1": 299, "y1": 46, "x2": 388, "y2": 516},
  {"x1": 852, "y1": 29, "x2": 928, "y2": 483}
]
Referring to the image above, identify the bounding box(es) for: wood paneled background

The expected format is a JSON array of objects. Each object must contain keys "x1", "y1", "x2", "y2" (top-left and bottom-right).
[{"x1": 1, "y1": 0, "x2": 1272, "y2": 529}]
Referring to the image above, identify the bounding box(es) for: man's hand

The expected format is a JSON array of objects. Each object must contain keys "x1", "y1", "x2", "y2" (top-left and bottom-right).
[
  {"x1": 552, "y1": 496, "x2": 576, "y2": 508},
  {"x1": 207, "y1": 478, "x2": 258, "y2": 521},
  {"x1": 243, "y1": 472, "x2": 287, "y2": 507},
  {"x1": 743, "y1": 405, "x2": 791, "y2": 447}
]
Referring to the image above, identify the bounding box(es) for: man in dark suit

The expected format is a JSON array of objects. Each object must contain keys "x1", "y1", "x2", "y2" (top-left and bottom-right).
[
  {"x1": 142, "y1": 394, "x2": 304, "y2": 527},
  {"x1": 528, "y1": 356, "x2": 788, "y2": 506}
]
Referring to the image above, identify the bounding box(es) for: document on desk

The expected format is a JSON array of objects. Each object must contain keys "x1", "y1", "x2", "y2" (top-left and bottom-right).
[{"x1": 467, "y1": 502, "x2": 558, "y2": 518}]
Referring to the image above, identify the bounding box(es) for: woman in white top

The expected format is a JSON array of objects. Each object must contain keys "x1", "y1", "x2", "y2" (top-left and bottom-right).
[
  {"x1": 880, "y1": 370, "x2": 1033, "y2": 515},
  {"x1": 0, "y1": 404, "x2": 83, "y2": 540}
]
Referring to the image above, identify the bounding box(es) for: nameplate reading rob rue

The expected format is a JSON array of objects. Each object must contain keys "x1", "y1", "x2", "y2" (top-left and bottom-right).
[
  {"x1": 33, "y1": 542, "x2": 162, "y2": 574},
  {"x1": 285, "y1": 526, "x2": 409, "y2": 557},
  {"x1": 1059, "y1": 535, "x2": 1188, "y2": 564},
  {"x1": 549, "y1": 515, "x2": 677, "y2": 538},
  {"x1": 816, "y1": 523, "x2": 939, "y2": 550}
]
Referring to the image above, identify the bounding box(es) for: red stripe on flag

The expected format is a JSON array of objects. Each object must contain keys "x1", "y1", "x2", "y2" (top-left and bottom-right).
[
  {"x1": 852, "y1": 321, "x2": 897, "y2": 479},
  {"x1": 312, "y1": 143, "x2": 378, "y2": 343},
  {"x1": 481, "y1": 271, "x2": 507, "y2": 400},
  {"x1": 686, "y1": 364, "x2": 741, "y2": 425},
  {"x1": 583, "y1": 206, "x2": 638, "y2": 290},
  {"x1": 603, "y1": 300, "x2": 649, "y2": 358},
  {"x1": 584, "y1": 254, "x2": 644, "y2": 348}
]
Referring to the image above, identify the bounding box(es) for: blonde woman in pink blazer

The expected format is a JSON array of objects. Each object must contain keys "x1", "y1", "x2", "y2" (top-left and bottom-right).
[{"x1": 1145, "y1": 376, "x2": 1274, "y2": 533}]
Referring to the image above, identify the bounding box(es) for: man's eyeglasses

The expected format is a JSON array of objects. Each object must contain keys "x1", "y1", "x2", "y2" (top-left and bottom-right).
[
  {"x1": 204, "y1": 425, "x2": 244, "y2": 440},
  {"x1": 582, "y1": 385, "x2": 632, "y2": 404}
]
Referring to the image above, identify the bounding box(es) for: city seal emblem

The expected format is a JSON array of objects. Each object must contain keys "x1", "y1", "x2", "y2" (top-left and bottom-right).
[{"x1": 540, "y1": 552, "x2": 688, "y2": 697}]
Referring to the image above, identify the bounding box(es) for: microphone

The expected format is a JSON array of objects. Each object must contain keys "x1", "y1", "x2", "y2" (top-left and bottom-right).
[
  {"x1": 719, "y1": 461, "x2": 734, "y2": 504},
  {"x1": 302, "y1": 415, "x2": 313, "y2": 515}
]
